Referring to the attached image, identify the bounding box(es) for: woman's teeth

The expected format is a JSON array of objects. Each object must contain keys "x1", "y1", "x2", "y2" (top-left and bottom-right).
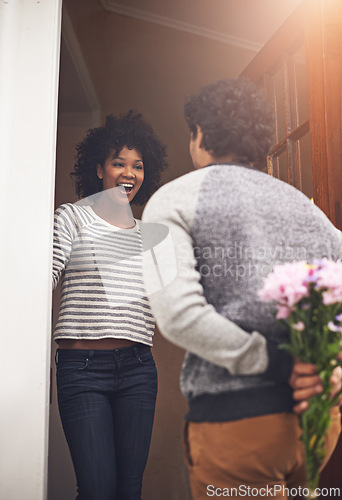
[{"x1": 118, "y1": 183, "x2": 134, "y2": 193}]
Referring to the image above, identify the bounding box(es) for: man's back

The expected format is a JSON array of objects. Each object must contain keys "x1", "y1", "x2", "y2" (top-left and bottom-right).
[
  {"x1": 142, "y1": 163, "x2": 341, "y2": 422},
  {"x1": 191, "y1": 164, "x2": 340, "y2": 336}
]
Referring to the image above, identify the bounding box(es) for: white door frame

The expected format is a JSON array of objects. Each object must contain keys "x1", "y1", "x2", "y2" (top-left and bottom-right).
[{"x1": 0, "y1": 1, "x2": 62, "y2": 499}]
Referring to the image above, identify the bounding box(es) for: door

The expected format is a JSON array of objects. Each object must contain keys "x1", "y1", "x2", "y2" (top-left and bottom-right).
[
  {"x1": 241, "y1": 0, "x2": 342, "y2": 229},
  {"x1": 0, "y1": 2, "x2": 62, "y2": 499},
  {"x1": 240, "y1": 0, "x2": 342, "y2": 494}
]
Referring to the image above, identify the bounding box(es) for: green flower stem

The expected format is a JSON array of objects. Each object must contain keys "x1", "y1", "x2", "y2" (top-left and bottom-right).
[{"x1": 278, "y1": 291, "x2": 342, "y2": 492}]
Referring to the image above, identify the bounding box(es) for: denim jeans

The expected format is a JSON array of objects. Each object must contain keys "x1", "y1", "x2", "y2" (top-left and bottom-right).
[{"x1": 56, "y1": 344, "x2": 158, "y2": 500}]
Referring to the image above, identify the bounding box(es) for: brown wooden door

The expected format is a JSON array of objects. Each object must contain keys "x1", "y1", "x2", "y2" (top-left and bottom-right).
[
  {"x1": 240, "y1": 1, "x2": 342, "y2": 496},
  {"x1": 241, "y1": 0, "x2": 342, "y2": 230}
]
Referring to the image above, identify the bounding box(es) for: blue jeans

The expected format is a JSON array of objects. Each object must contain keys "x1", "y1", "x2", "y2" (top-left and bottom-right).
[{"x1": 56, "y1": 344, "x2": 158, "y2": 500}]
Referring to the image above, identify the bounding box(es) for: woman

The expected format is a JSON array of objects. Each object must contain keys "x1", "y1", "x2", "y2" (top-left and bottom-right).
[{"x1": 52, "y1": 111, "x2": 167, "y2": 500}]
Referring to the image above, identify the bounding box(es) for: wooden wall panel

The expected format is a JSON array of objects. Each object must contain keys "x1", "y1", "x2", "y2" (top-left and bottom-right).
[{"x1": 322, "y1": 0, "x2": 342, "y2": 229}]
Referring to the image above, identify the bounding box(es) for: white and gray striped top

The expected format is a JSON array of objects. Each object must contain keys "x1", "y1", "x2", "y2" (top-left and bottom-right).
[{"x1": 52, "y1": 202, "x2": 155, "y2": 345}]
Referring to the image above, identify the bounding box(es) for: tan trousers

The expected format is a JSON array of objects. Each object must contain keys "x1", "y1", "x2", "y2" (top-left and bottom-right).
[{"x1": 184, "y1": 410, "x2": 341, "y2": 500}]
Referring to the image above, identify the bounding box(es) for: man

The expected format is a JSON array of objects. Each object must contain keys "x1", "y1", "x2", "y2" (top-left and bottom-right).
[{"x1": 142, "y1": 78, "x2": 342, "y2": 499}]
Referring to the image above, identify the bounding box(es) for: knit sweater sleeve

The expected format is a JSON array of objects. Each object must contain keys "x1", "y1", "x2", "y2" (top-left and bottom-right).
[
  {"x1": 338, "y1": 229, "x2": 342, "y2": 258},
  {"x1": 142, "y1": 173, "x2": 291, "y2": 382},
  {"x1": 52, "y1": 204, "x2": 76, "y2": 291}
]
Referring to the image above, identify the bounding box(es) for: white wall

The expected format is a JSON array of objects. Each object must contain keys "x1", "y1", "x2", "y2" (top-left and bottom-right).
[{"x1": 0, "y1": 1, "x2": 62, "y2": 499}]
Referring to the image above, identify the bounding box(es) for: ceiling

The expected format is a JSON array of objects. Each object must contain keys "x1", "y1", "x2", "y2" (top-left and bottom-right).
[
  {"x1": 58, "y1": 0, "x2": 304, "y2": 117},
  {"x1": 100, "y1": 0, "x2": 303, "y2": 48}
]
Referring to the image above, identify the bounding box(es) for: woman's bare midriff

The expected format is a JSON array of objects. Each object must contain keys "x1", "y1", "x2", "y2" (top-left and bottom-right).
[{"x1": 58, "y1": 338, "x2": 136, "y2": 350}]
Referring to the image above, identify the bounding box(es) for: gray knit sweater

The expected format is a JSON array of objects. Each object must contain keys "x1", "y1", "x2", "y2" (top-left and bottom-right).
[{"x1": 142, "y1": 164, "x2": 342, "y2": 422}]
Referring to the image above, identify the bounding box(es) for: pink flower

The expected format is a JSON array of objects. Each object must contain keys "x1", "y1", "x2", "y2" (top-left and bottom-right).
[
  {"x1": 322, "y1": 290, "x2": 342, "y2": 305},
  {"x1": 258, "y1": 261, "x2": 310, "y2": 309},
  {"x1": 316, "y1": 259, "x2": 342, "y2": 305},
  {"x1": 328, "y1": 321, "x2": 342, "y2": 333},
  {"x1": 276, "y1": 305, "x2": 291, "y2": 319},
  {"x1": 293, "y1": 321, "x2": 305, "y2": 331}
]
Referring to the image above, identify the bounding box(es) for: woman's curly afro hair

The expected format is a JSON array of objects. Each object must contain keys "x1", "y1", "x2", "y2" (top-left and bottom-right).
[
  {"x1": 70, "y1": 111, "x2": 168, "y2": 204},
  {"x1": 184, "y1": 78, "x2": 275, "y2": 166}
]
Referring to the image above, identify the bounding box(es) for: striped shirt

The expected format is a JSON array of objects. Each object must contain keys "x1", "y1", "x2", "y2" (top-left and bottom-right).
[{"x1": 52, "y1": 202, "x2": 155, "y2": 345}]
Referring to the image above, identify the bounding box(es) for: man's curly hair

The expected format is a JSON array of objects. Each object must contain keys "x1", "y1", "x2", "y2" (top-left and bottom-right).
[
  {"x1": 70, "y1": 111, "x2": 168, "y2": 204},
  {"x1": 184, "y1": 78, "x2": 274, "y2": 166}
]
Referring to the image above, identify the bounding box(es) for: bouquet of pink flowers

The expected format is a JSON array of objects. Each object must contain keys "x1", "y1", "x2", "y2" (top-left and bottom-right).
[{"x1": 258, "y1": 259, "x2": 342, "y2": 493}]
